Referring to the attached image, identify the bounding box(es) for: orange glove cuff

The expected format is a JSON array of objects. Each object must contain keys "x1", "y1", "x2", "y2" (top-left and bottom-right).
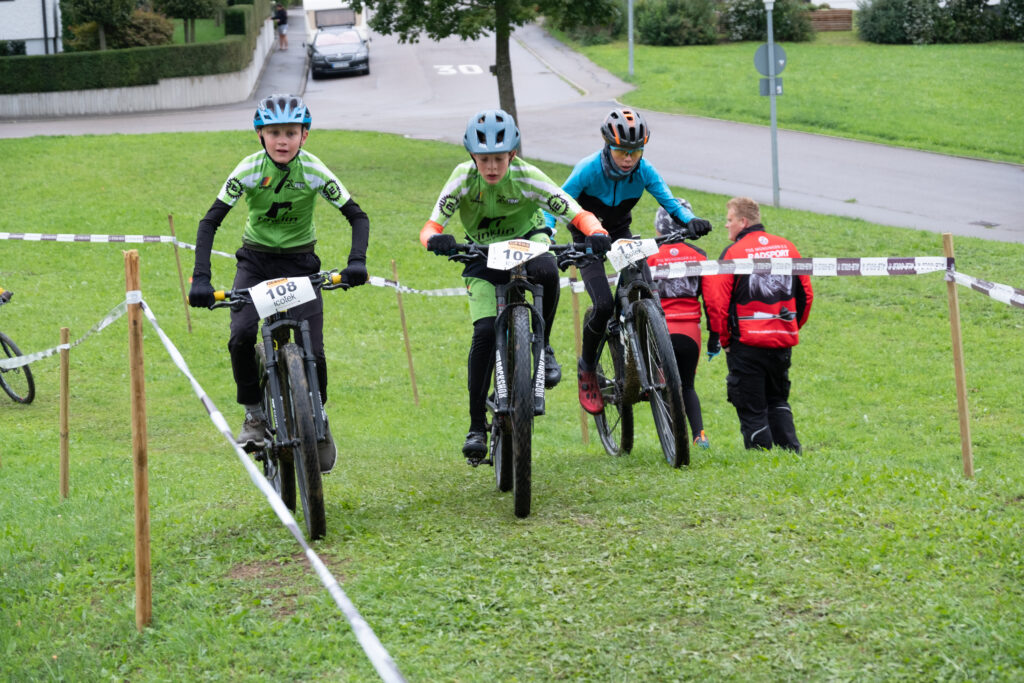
[
  {"x1": 571, "y1": 212, "x2": 607, "y2": 237},
  {"x1": 420, "y1": 220, "x2": 444, "y2": 248}
]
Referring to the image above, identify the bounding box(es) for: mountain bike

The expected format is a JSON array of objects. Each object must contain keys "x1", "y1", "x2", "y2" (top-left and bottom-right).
[
  {"x1": 444, "y1": 239, "x2": 586, "y2": 518},
  {"x1": 585, "y1": 232, "x2": 693, "y2": 468},
  {"x1": 210, "y1": 270, "x2": 347, "y2": 540},
  {"x1": 0, "y1": 288, "x2": 36, "y2": 405}
]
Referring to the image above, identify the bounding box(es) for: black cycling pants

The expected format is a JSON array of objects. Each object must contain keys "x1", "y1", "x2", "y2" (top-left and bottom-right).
[
  {"x1": 724, "y1": 341, "x2": 800, "y2": 453},
  {"x1": 228, "y1": 248, "x2": 326, "y2": 407}
]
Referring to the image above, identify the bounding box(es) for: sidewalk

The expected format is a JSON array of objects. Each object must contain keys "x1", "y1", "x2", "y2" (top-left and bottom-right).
[{"x1": 253, "y1": 8, "x2": 310, "y2": 102}]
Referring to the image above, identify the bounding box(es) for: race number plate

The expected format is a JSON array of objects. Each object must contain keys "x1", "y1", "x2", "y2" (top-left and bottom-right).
[
  {"x1": 486, "y1": 239, "x2": 549, "y2": 271},
  {"x1": 249, "y1": 276, "x2": 316, "y2": 319},
  {"x1": 607, "y1": 238, "x2": 659, "y2": 272}
]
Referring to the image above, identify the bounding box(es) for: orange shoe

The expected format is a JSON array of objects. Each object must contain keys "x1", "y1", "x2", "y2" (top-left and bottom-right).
[{"x1": 577, "y1": 360, "x2": 604, "y2": 415}]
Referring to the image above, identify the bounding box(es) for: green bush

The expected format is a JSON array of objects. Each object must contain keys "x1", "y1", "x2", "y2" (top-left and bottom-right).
[
  {"x1": 548, "y1": 0, "x2": 625, "y2": 45},
  {"x1": 0, "y1": 40, "x2": 27, "y2": 56},
  {"x1": 635, "y1": 0, "x2": 718, "y2": 46},
  {"x1": 720, "y1": 0, "x2": 814, "y2": 42},
  {"x1": 1000, "y1": 0, "x2": 1024, "y2": 39},
  {"x1": 858, "y1": 0, "x2": 1004, "y2": 44},
  {"x1": 66, "y1": 10, "x2": 175, "y2": 51},
  {"x1": 936, "y1": 0, "x2": 997, "y2": 42}
]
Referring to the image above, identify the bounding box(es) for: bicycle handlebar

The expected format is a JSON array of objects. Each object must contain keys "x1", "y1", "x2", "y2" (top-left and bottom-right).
[
  {"x1": 209, "y1": 270, "x2": 348, "y2": 310},
  {"x1": 439, "y1": 241, "x2": 603, "y2": 271}
]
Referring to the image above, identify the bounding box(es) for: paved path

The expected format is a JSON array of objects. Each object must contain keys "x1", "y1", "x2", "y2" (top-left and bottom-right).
[{"x1": 2, "y1": 15, "x2": 1022, "y2": 244}]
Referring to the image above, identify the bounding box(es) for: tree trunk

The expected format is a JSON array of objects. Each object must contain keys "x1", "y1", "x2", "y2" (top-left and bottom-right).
[
  {"x1": 98, "y1": 23, "x2": 108, "y2": 51},
  {"x1": 188, "y1": 18, "x2": 196, "y2": 44},
  {"x1": 493, "y1": 0, "x2": 520, "y2": 152}
]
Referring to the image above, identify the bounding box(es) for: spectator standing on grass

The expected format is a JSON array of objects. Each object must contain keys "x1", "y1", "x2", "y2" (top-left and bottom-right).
[
  {"x1": 421, "y1": 108, "x2": 606, "y2": 463},
  {"x1": 703, "y1": 197, "x2": 813, "y2": 453},
  {"x1": 648, "y1": 202, "x2": 717, "y2": 450},
  {"x1": 544, "y1": 108, "x2": 712, "y2": 415},
  {"x1": 274, "y1": 3, "x2": 289, "y2": 50},
  {"x1": 187, "y1": 94, "x2": 370, "y2": 474}
]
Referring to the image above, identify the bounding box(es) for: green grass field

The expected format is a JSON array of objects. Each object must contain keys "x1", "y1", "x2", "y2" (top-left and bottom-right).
[
  {"x1": 1, "y1": 130, "x2": 1022, "y2": 680},
  {"x1": 567, "y1": 31, "x2": 1024, "y2": 164}
]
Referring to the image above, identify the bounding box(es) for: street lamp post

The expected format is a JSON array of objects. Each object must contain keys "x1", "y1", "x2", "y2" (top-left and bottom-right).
[
  {"x1": 628, "y1": 0, "x2": 635, "y2": 77},
  {"x1": 765, "y1": 0, "x2": 780, "y2": 207}
]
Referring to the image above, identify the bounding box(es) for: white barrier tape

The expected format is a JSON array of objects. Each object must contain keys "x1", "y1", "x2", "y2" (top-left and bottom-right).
[
  {"x1": 949, "y1": 271, "x2": 1024, "y2": 309},
  {"x1": 0, "y1": 231, "x2": 234, "y2": 259},
  {"x1": 138, "y1": 300, "x2": 406, "y2": 683},
  {"x1": 650, "y1": 256, "x2": 950, "y2": 279},
  {"x1": 0, "y1": 300, "x2": 128, "y2": 370},
  {"x1": 367, "y1": 275, "x2": 466, "y2": 297}
]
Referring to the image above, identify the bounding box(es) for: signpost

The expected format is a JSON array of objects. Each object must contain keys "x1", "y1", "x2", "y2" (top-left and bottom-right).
[{"x1": 757, "y1": 1, "x2": 784, "y2": 207}]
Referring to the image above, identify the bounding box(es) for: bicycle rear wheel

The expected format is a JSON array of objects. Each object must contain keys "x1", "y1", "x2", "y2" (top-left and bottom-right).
[
  {"x1": 257, "y1": 344, "x2": 295, "y2": 511},
  {"x1": 509, "y1": 306, "x2": 533, "y2": 518},
  {"x1": 0, "y1": 332, "x2": 35, "y2": 404},
  {"x1": 282, "y1": 343, "x2": 326, "y2": 539},
  {"x1": 593, "y1": 328, "x2": 633, "y2": 457},
  {"x1": 637, "y1": 299, "x2": 689, "y2": 467}
]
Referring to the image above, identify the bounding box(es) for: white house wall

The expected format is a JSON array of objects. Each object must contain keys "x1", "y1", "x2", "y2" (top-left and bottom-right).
[{"x1": 0, "y1": 0, "x2": 63, "y2": 55}]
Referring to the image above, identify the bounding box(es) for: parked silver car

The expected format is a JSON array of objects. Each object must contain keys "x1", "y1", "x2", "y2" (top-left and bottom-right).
[{"x1": 307, "y1": 26, "x2": 370, "y2": 79}]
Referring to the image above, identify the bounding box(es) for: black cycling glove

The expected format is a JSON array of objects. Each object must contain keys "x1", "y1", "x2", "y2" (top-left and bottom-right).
[
  {"x1": 427, "y1": 233, "x2": 457, "y2": 255},
  {"x1": 585, "y1": 233, "x2": 612, "y2": 255}
]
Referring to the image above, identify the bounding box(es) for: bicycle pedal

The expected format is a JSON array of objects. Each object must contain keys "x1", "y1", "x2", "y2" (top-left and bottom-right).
[{"x1": 466, "y1": 455, "x2": 491, "y2": 467}]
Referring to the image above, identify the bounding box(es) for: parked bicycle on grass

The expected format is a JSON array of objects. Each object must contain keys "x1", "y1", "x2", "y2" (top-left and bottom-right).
[
  {"x1": 0, "y1": 287, "x2": 36, "y2": 405},
  {"x1": 209, "y1": 269, "x2": 348, "y2": 540}
]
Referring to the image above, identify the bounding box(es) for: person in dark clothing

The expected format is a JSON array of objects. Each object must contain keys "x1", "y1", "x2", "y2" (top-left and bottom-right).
[
  {"x1": 274, "y1": 3, "x2": 289, "y2": 49},
  {"x1": 703, "y1": 197, "x2": 813, "y2": 453}
]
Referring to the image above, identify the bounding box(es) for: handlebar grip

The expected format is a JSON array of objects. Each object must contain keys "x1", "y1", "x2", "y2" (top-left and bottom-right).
[
  {"x1": 214, "y1": 290, "x2": 227, "y2": 302},
  {"x1": 330, "y1": 273, "x2": 343, "y2": 285}
]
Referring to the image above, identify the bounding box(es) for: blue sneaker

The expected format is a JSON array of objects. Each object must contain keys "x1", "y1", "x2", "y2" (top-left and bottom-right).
[{"x1": 693, "y1": 430, "x2": 710, "y2": 449}]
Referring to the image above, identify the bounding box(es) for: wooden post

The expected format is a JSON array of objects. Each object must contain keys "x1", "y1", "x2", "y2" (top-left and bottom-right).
[
  {"x1": 124, "y1": 250, "x2": 152, "y2": 629},
  {"x1": 569, "y1": 266, "x2": 589, "y2": 444},
  {"x1": 943, "y1": 234, "x2": 974, "y2": 479},
  {"x1": 392, "y1": 260, "x2": 419, "y2": 406},
  {"x1": 59, "y1": 327, "x2": 70, "y2": 499},
  {"x1": 168, "y1": 215, "x2": 193, "y2": 334}
]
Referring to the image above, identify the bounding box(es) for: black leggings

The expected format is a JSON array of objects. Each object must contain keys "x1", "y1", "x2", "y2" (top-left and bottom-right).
[{"x1": 670, "y1": 333, "x2": 704, "y2": 436}]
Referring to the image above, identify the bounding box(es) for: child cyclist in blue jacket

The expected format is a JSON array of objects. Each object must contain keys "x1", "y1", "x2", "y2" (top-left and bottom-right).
[
  {"x1": 422, "y1": 109, "x2": 607, "y2": 463},
  {"x1": 546, "y1": 108, "x2": 712, "y2": 415},
  {"x1": 188, "y1": 94, "x2": 370, "y2": 474}
]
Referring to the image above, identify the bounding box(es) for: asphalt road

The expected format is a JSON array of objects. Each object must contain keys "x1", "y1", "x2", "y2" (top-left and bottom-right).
[{"x1": 3, "y1": 16, "x2": 1022, "y2": 244}]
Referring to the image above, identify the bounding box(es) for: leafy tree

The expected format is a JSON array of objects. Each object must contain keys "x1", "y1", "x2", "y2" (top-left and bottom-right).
[
  {"x1": 350, "y1": 0, "x2": 618, "y2": 138},
  {"x1": 155, "y1": 0, "x2": 223, "y2": 43},
  {"x1": 61, "y1": 0, "x2": 135, "y2": 50}
]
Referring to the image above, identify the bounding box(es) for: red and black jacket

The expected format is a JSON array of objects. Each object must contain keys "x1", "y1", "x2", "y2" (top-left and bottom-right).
[
  {"x1": 704, "y1": 224, "x2": 813, "y2": 349},
  {"x1": 647, "y1": 240, "x2": 708, "y2": 334}
]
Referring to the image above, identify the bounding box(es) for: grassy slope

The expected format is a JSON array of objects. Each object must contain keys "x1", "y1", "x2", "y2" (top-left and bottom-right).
[
  {"x1": 0, "y1": 131, "x2": 1022, "y2": 680},
  {"x1": 570, "y1": 32, "x2": 1024, "y2": 164}
]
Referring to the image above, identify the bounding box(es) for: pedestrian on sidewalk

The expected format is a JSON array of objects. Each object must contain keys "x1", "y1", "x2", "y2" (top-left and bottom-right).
[
  {"x1": 274, "y1": 3, "x2": 289, "y2": 50},
  {"x1": 703, "y1": 197, "x2": 813, "y2": 453}
]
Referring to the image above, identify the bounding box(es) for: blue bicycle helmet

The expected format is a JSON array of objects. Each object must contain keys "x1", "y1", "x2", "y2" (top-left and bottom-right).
[
  {"x1": 254, "y1": 94, "x2": 312, "y2": 130},
  {"x1": 463, "y1": 109, "x2": 520, "y2": 154}
]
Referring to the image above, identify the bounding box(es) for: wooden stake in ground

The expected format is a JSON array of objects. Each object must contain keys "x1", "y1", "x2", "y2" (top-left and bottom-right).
[
  {"x1": 569, "y1": 266, "x2": 589, "y2": 444},
  {"x1": 124, "y1": 250, "x2": 152, "y2": 629},
  {"x1": 942, "y1": 233, "x2": 974, "y2": 479},
  {"x1": 392, "y1": 260, "x2": 419, "y2": 406},
  {"x1": 168, "y1": 215, "x2": 193, "y2": 334},
  {"x1": 60, "y1": 327, "x2": 70, "y2": 499}
]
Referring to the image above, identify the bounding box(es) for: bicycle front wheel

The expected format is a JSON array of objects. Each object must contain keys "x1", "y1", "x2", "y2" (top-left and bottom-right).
[
  {"x1": 282, "y1": 343, "x2": 326, "y2": 539},
  {"x1": 0, "y1": 332, "x2": 35, "y2": 404},
  {"x1": 509, "y1": 306, "x2": 533, "y2": 518},
  {"x1": 257, "y1": 344, "x2": 295, "y2": 511},
  {"x1": 637, "y1": 299, "x2": 689, "y2": 468},
  {"x1": 491, "y1": 409, "x2": 513, "y2": 493},
  {"x1": 593, "y1": 326, "x2": 633, "y2": 457}
]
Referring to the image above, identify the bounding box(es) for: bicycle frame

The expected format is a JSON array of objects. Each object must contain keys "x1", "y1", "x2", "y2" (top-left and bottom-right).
[
  {"x1": 492, "y1": 269, "x2": 547, "y2": 417},
  {"x1": 257, "y1": 313, "x2": 327, "y2": 452}
]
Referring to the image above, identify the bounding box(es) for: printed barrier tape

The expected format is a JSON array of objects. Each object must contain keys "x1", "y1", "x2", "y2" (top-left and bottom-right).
[
  {"x1": 948, "y1": 270, "x2": 1024, "y2": 310},
  {"x1": 0, "y1": 291, "x2": 406, "y2": 682},
  {"x1": 0, "y1": 299, "x2": 128, "y2": 370},
  {"x1": 0, "y1": 231, "x2": 234, "y2": 259},
  {"x1": 139, "y1": 300, "x2": 406, "y2": 683}
]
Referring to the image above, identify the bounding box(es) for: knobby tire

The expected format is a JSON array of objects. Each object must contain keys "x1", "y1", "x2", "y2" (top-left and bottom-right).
[
  {"x1": 283, "y1": 343, "x2": 326, "y2": 539},
  {"x1": 492, "y1": 407, "x2": 513, "y2": 493},
  {"x1": 510, "y1": 306, "x2": 533, "y2": 518},
  {"x1": 257, "y1": 344, "x2": 295, "y2": 511},
  {"x1": 593, "y1": 326, "x2": 634, "y2": 457},
  {"x1": 637, "y1": 299, "x2": 689, "y2": 467},
  {"x1": 0, "y1": 332, "x2": 35, "y2": 404}
]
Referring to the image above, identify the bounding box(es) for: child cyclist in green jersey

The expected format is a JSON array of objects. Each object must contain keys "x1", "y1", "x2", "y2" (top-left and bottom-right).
[
  {"x1": 188, "y1": 94, "x2": 370, "y2": 474},
  {"x1": 421, "y1": 109, "x2": 608, "y2": 462}
]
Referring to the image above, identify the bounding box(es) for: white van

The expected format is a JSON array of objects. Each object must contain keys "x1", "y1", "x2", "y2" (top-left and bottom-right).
[{"x1": 301, "y1": 0, "x2": 369, "y2": 39}]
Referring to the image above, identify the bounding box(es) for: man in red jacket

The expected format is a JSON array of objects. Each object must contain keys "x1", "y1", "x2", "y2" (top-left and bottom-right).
[{"x1": 704, "y1": 197, "x2": 813, "y2": 453}]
